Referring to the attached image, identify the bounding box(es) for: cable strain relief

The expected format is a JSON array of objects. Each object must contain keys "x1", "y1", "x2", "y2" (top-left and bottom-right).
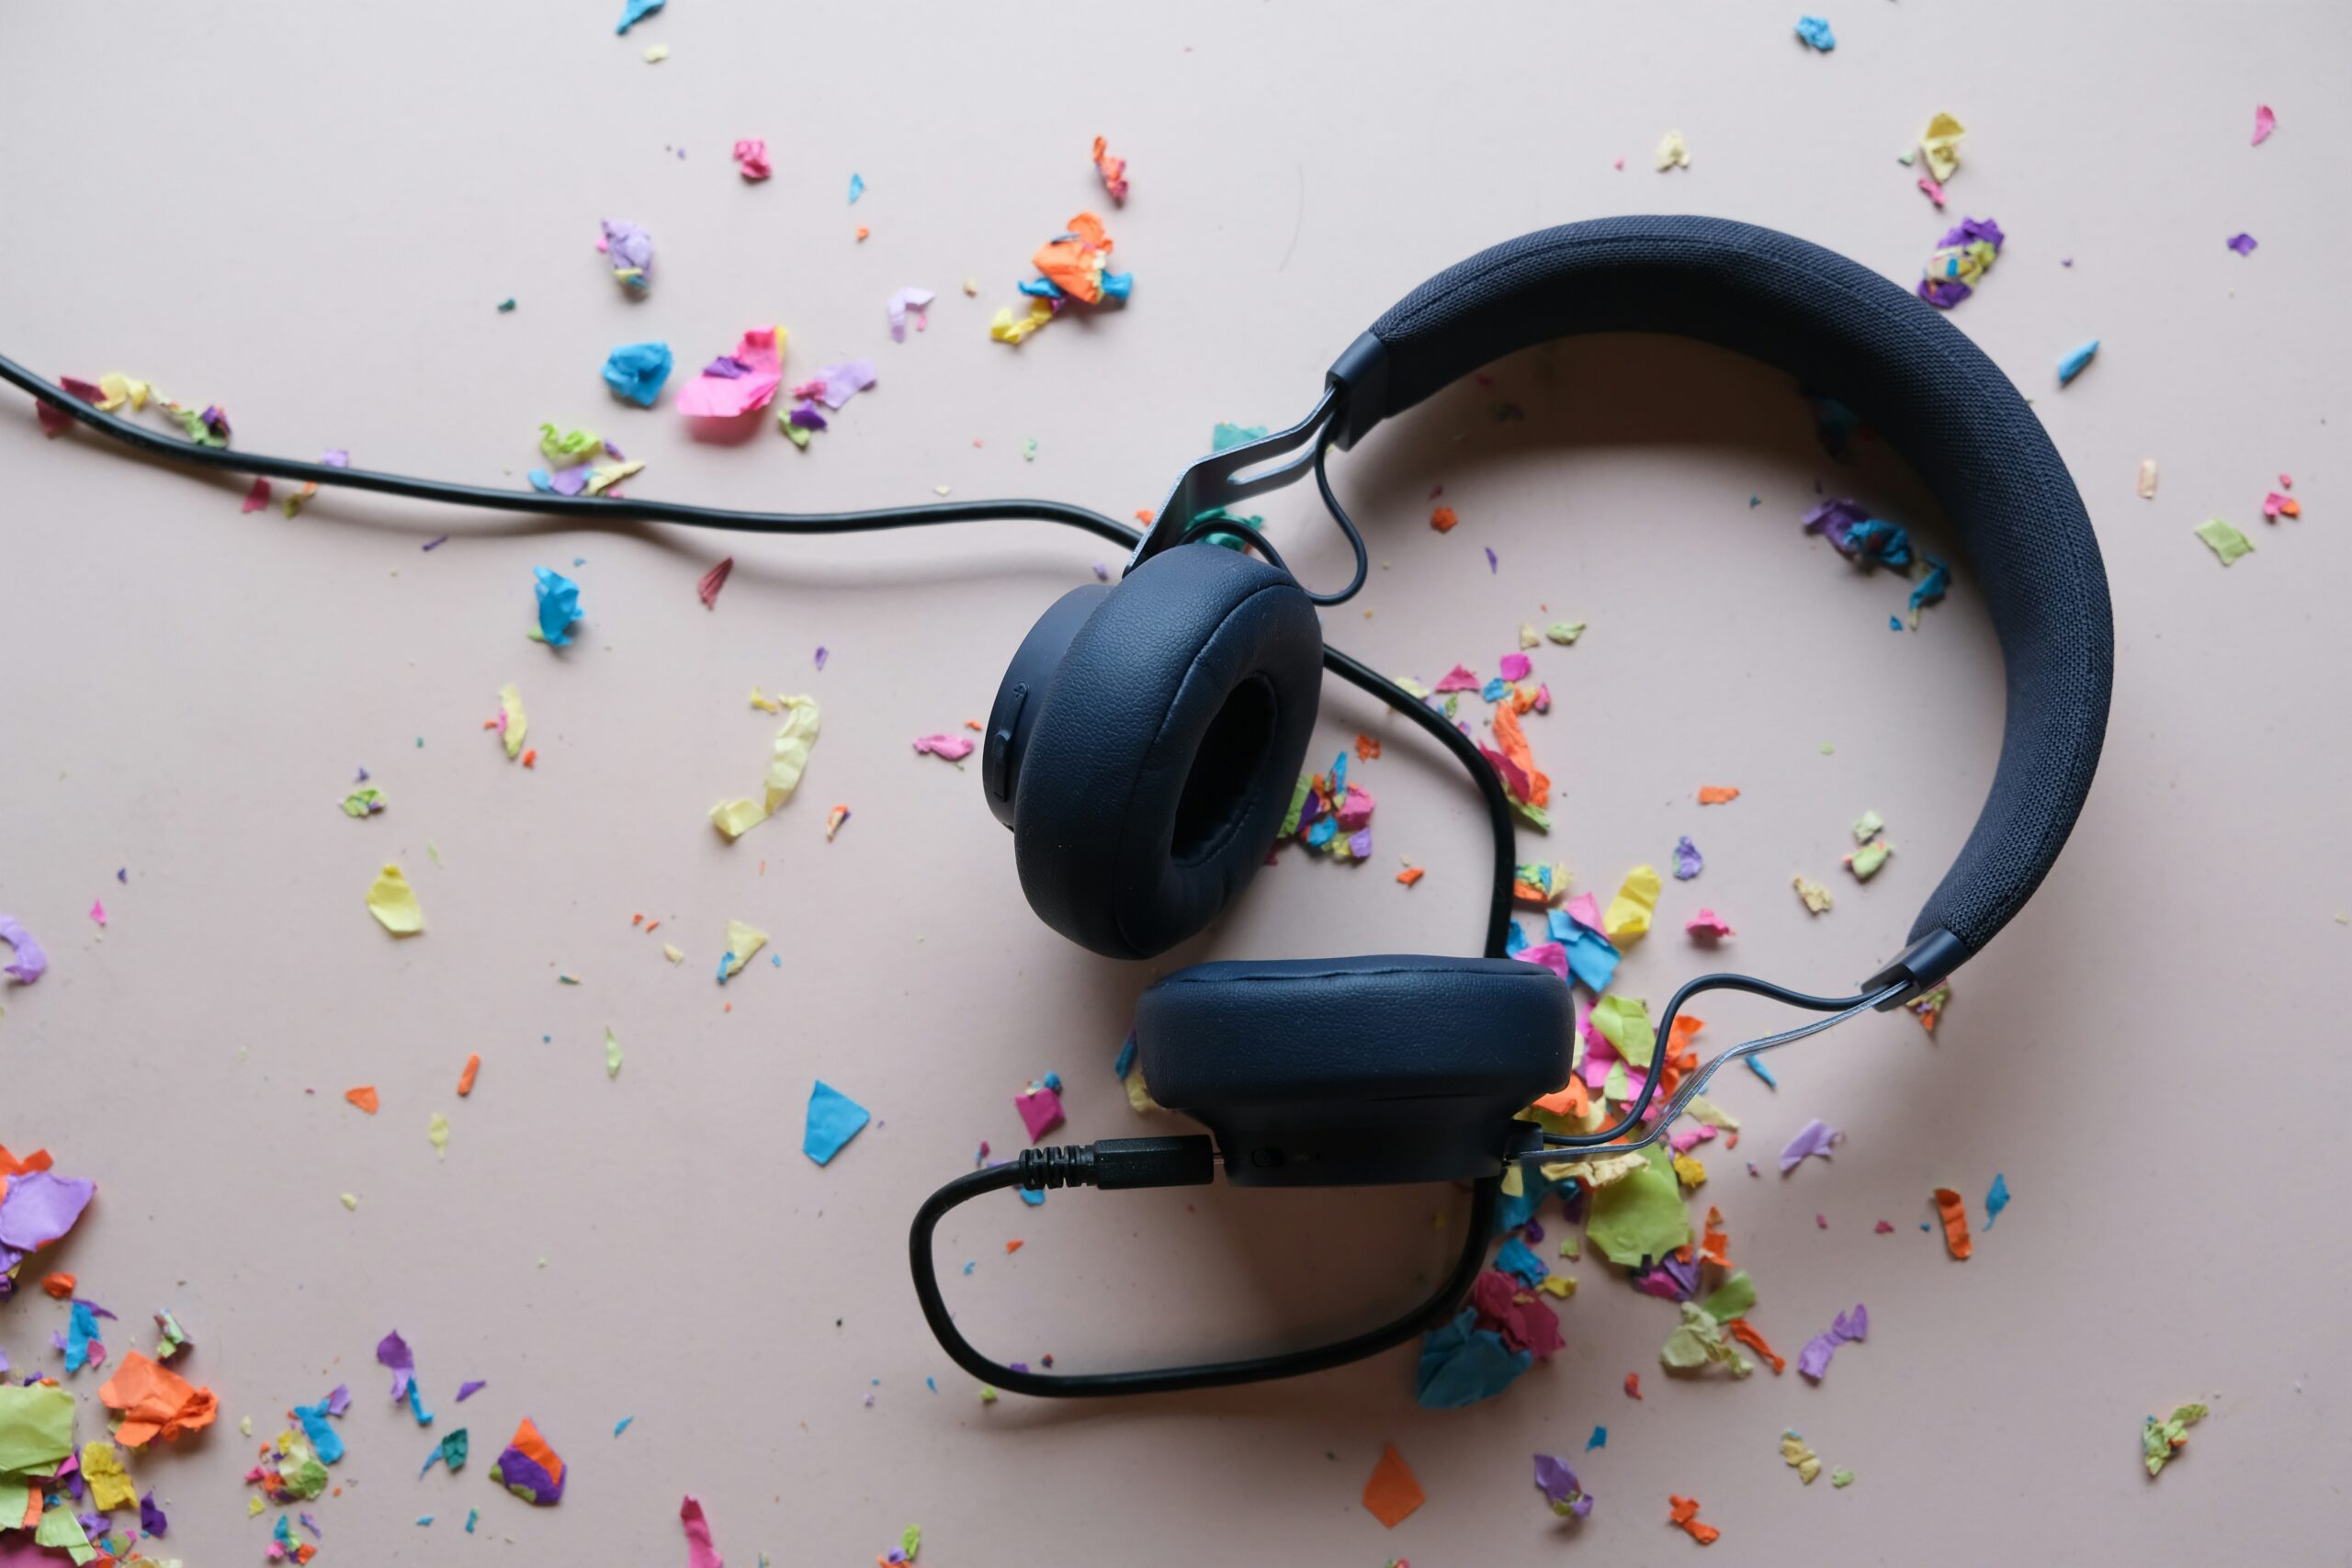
[{"x1": 1018, "y1": 1144, "x2": 1098, "y2": 1190}]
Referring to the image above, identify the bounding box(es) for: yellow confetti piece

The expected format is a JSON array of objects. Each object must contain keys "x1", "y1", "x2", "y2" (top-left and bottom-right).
[
  {"x1": 1920, "y1": 111, "x2": 1966, "y2": 183},
  {"x1": 1780, "y1": 1430, "x2": 1823, "y2": 1484},
  {"x1": 96, "y1": 373, "x2": 151, "y2": 412},
  {"x1": 427, "y1": 1111, "x2": 450, "y2": 1157},
  {"x1": 719, "y1": 919, "x2": 768, "y2": 980},
  {"x1": 712, "y1": 694, "x2": 820, "y2": 840},
  {"x1": 1538, "y1": 1275, "x2": 1577, "y2": 1299},
  {"x1": 605, "y1": 1026, "x2": 623, "y2": 1079},
  {"x1": 82, "y1": 1441, "x2": 137, "y2": 1511},
  {"x1": 662, "y1": 943, "x2": 684, "y2": 964},
  {"x1": 988, "y1": 300, "x2": 1055, "y2": 344},
  {"x1": 643, "y1": 42, "x2": 668, "y2": 61},
  {"x1": 248, "y1": 1495, "x2": 266, "y2": 1517},
  {"x1": 498, "y1": 682, "x2": 528, "y2": 759},
  {"x1": 978, "y1": 1386, "x2": 999, "y2": 1404},
  {"x1": 2136, "y1": 458, "x2": 2159, "y2": 499},
  {"x1": 367, "y1": 863, "x2": 424, "y2": 935},
  {"x1": 1672, "y1": 1153, "x2": 1708, "y2": 1190},
  {"x1": 339, "y1": 1193, "x2": 358, "y2": 1211},
  {"x1": 1793, "y1": 875, "x2": 1834, "y2": 914},
  {"x1": 1603, "y1": 863, "x2": 1661, "y2": 943},
  {"x1": 1655, "y1": 128, "x2": 1691, "y2": 171}
]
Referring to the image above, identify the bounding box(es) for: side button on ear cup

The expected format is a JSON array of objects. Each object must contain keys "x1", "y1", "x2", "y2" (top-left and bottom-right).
[
  {"x1": 1012, "y1": 545, "x2": 1324, "y2": 960},
  {"x1": 983, "y1": 584, "x2": 1110, "y2": 829}
]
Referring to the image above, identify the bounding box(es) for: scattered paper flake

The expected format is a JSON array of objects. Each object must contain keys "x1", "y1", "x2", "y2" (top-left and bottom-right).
[
  {"x1": 912, "y1": 733, "x2": 975, "y2": 761},
  {"x1": 1091, "y1": 135, "x2": 1128, "y2": 202},
  {"x1": 345, "y1": 1085, "x2": 379, "y2": 1114},
  {"x1": 1672, "y1": 837, "x2": 1702, "y2": 880},
  {"x1": 242, "y1": 474, "x2": 273, "y2": 513},
  {"x1": 604, "y1": 1026, "x2": 623, "y2": 1080},
  {"x1": 2058, "y1": 338, "x2": 2099, "y2": 386},
  {"x1": 712, "y1": 694, "x2": 820, "y2": 838},
  {"x1": 1668, "y1": 1494, "x2": 1720, "y2": 1546},
  {"x1": 2136, "y1": 460, "x2": 2161, "y2": 499},
  {"x1": 678, "y1": 327, "x2": 787, "y2": 419},
  {"x1": 2226, "y1": 231, "x2": 2257, "y2": 257},
  {"x1": 1544, "y1": 620, "x2": 1586, "y2": 644},
  {"x1": 1932, "y1": 1186, "x2": 1973, "y2": 1258},
  {"x1": 695, "y1": 557, "x2": 734, "y2": 609},
  {"x1": 427, "y1": 1111, "x2": 450, "y2": 1156},
  {"x1": 1797, "y1": 1303, "x2": 1869, "y2": 1381},
  {"x1": 490, "y1": 1417, "x2": 567, "y2": 1505},
  {"x1": 495, "y1": 682, "x2": 529, "y2": 759},
  {"x1": 367, "y1": 863, "x2": 424, "y2": 935},
  {"x1": 532, "y1": 566, "x2": 583, "y2": 646},
  {"x1": 1984, "y1": 1171, "x2": 2010, "y2": 1226},
  {"x1": 1362, "y1": 1443, "x2": 1426, "y2": 1528},
  {"x1": 1920, "y1": 112, "x2": 1966, "y2": 182},
  {"x1": 1697, "y1": 785, "x2": 1740, "y2": 805},
  {"x1": 2252, "y1": 105, "x2": 2276, "y2": 145},
  {"x1": 682, "y1": 1495, "x2": 725, "y2": 1568},
  {"x1": 1532, "y1": 1453, "x2": 1595, "y2": 1518},
  {"x1": 1793, "y1": 16, "x2": 1835, "y2": 50},
  {"x1": 1780, "y1": 1118, "x2": 1839, "y2": 1172},
  {"x1": 1586, "y1": 1145, "x2": 1691, "y2": 1267},
  {"x1": 1655, "y1": 129, "x2": 1691, "y2": 171},
  {"x1": 1603, "y1": 864, "x2": 1661, "y2": 943},
  {"x1": 731, "y1": 138, "x2": 772, "y2": 181},
  {"x1": 1416, "y1": 1307, "x2": 1533, "y2": 1407},
  {"x1": 98, "y1": 1350, "x2": 218, "y2": 1446},
  {"x1": 2143, "y1": 1402, "x2": 2210, "y2": 1476},
  {"x1": 0, "y1": 914, "x2": 49, "y2": 984},
  {"x1": 803, "y1": 1080, "x2": 870, "y2": 1166},
  {"x1": 1779, "y1": 1429, "x2": 1822, "y2": 1483},
  {"x1": 887, "y1": 287, "x2": 936, "y2": 342},
  {"x1": 598, "y1": 218, "x2": 654, "y2": 292},
  {"x1": 718, "y1": 919, "x2": 768, "y2": 982},
  {"x1": 1792, "y1": 875, "x2": 1833, "y2": 914},
  {"x1": 2195, "y1": 518, "x2": 2254, "y2": 565},
  {"x1": 1917, "y1": 215, "x2": 2003, "y2": 309},
  {"x1": 615, "y1": 0, "x2": 662, "y2": 33}
]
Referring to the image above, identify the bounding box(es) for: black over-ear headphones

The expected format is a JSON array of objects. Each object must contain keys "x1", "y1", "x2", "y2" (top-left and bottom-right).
[{"x1": 3, "y1": 215, "x2": 2113, "y2": 1401}]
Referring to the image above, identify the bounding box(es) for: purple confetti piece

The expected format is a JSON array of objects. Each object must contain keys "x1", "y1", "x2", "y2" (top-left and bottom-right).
[
  {"x1": 457, "y1": 1380, "x2": 487, "y2": 1402},
  {"x1": 377, "y1": 1329, "x2": 415, "y2": 1399},
  {"x1": 814, "y1": 646, "x2": 829, "y2": 671},
  {"x1": 422, "y1": 535, "x2": 449, "y2": 551},
  {"x1": 141, "y1": 1490, "x2": 168, "y2": 1537},
  {"x1": 2226, "y1": 231, "x2": 2258, "y2": 256},
  {"x1": 1779, "y1": 1118, "x2": 1840, "y2": 1173},
  {"x1": 1672, "y1": 835, "x2": 1702, "y2": 880},
  {"x1": 1485, "y1": 547, "x2": 1498, "y2": 572}
]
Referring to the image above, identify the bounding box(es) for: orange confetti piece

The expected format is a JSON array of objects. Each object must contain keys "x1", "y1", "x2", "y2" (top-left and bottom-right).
[
  {"x1": 1533, "y1": 1077, "x2": 1589, "y2": 1118},
  {"x1": 854, "y1": 225, "x2": 870, "y2": 241},
  {"x1": 521, "y1": 749, "x2": 537, "y2": 768},
  {"x1": 1698, "y1": 1205, "x2": 1730, "y2": 1268},
  {"x1": 1723, "y1": 1316, "x2": 1784, "y2": 1374},
  {"x1": 458, "y1": 1054, "x2": 481, "y2": 1097},
  {"x1": 1134, "y1": 508, "x2": 1156, "y2": 525},
  {"x1": 645, "y1": 919, "x2": 660, "y2": 932},
  {"x1": 40, "y1": 1272, "x2": 75, "y2": 1299},
  {"x1": 345, "y1": 1086, "x2": 379, "y2": 1115},
  {"x1": 1490, "y1": 702, "x2": 1551, "y2": 806},
  {"x1": 0, "y1": 1145, "x2": 55, "y2": 1178},
  {"x1": 1933, "y1": 1187, "x2": 1973, "y2": 1258},
  {"x1": 1032, "y1": 211, "x2": 1114, "y2": 301},
  {"x1": 1091, "y1": 135, "x2": 1128, "y2": 202},
  {"x1": 1005, "y1": 1239, "x2": 1024, "y2": 1255},
  {"x1": 1353, "y1": 734, "x2": 1384, "y2": 764},
  {"x1": 1624, "y1": 1372, "x2": 1643, "y2": 1400},
  {"x1": 1361, "y1": 1443, "x2": 1426, "y2": 1529},
  {"x1": 99, "y1": 1350, "x2": 220, "y2": 1447},
  {"x1": 632, "y1": 913, "x2": 644, "y2": 926},
  {"x1": 1396, "y1": 866, "x2": 1426, "y2": 887},
  {"x1": 963, "y1": 717, "x2": 984, "y2": 730},
  {"x1": 1430, "y1": 504, "x2": 1460, "y2": 533},
  {"x1": 1668, "y1": 1494, "x2": 1720, "y2": 1545},
  {"x1": 1697, "y1": 785, "x2": 1741, "y2": 805}
]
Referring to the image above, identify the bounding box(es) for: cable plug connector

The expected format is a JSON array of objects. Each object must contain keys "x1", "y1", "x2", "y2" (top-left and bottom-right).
[{"x1": 1018, "y1": 1136, "x2": 1215, "y2": 1192}]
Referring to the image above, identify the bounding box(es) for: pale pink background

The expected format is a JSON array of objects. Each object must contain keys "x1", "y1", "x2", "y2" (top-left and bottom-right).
[{"x1": 2, "y1": 1, "x2": 2346, "y2": 1562}]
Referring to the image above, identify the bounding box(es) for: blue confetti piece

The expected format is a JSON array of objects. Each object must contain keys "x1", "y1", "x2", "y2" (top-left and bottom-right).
[
  {"x1": 2058, "y1": 338, "x2": 2099, "y2": 386},
  {"x1": 1018, "y1": 1186, "x2": 1045, "y2": 1207},
  {"x1": 1746, "y1": 1055, "x2": 1779, "y2": 1088},
  {"x1": 803, "y1": 1080, "x2": 871, "y2": 1165},
  {"x1": 1495, "y1": 1235, "x2": 1548, "y2": 1287},
  {"x1": 926, "y1": 1376, "x2": 937, "y2": 1393},
  {"x1": 1043, "y1": 1070, "x2": 1063, "y2": 1092},
  {"x1": 616, "y1": 0, "x2": 663, "y2": 34},
  {"x1": 407, "y1": 1380, "x2": 435, "y2": 1426},
  {"x1": 1480, "y1": 677, "x2": 1510, "y2": 703},
  {"x1": 1415, "y1": 1308, "x2": 1532, "y2": 1408},
  {"x1": 716, "y1": 951, "x2": 736, "y2": 984},
  {"x1": 1794, "y1": 15, "x2": 1836, "y2": 50},
  {"x1": 1985, "y1": 1172, "x2": 2011, "y2": 1226},
  {"x1": 1911, "y1": 556, "x2": 1951, "y2": 614},
  {"x1": 1113, "y1": 1031, "x2": 1137, "y2": 1080},
  {"x1": 466, "y1": 1509, "x2": 480, "y2": 1534},
  {"x1": 1587, "y1": 1425, "x2": 1608, "y2": 1450},
  {"x1": 848, "y1": 173, "x2": 865, "y2": 204},
  {"x1": 1017, "y1": 276, "x2": 1064, "y2": 299},
  {"x1": 614, "y1": 1416, "x2": 634, "y2": 1437},
  {"x1": 1890, "y1": 615, "x2": 1905, "y2": 631},
  {"x1": 533, "y1": 566, "x2": 582, "y2": 647},
  {"x1": 961, "y1": 1260, "x2": 975, "y2": 1276},
  {"x1": 416, "y1": 1517, "x2": 435, "y2": 1527},
  {"x1": 601, "y1": 342, "x2": 673, "y2": 408},
  {"x1": 771, "y1": 952, "x2": 782, "y2": 967}
]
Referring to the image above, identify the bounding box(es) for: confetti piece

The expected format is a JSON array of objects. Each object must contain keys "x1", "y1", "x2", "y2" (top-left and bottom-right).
[
  {"x1": 1780, "y1": 1429, "x2": 1823, "y2": 1483},
  {"x1": 1672, "y1": 837, "x2": 1702, "y2": 880},
  {"x1": 1932, "y1": 1186, "x2": 1973, "y2": 1258},
  {"x1": 1603, "y1": 864, "x2": 1661, "y2": 943},
  {"x1": 427, "y1": 1112, "x2": 450, "y2": 1157},
  {"x1": 1796, "y1": 1303, "x2": 1868, "y2": 1381},
  {"x1": 1533, "y1": 1453, "x2": 1595, "y2": 1518},
  {"x1": 642, "y1": 43, "x2": 667, "y2": 61},
  {"x1": 1920, "y1": 111, "x2": 1967, "y2": 183},
  {"x1": 2135, "y1": 458, "x2": 2159, "y2": 498},
  {"x1": 1667, "y1": 1494, "x2": 1718, "y2": 1545},
  {"x1": 1917, "y1": 215, "x2": 2003, "y2": 309},
  {"x1": 605, "y1": 1027, "x2": 623, "y2": 1080},
  {"x1": 1544, "y1": 620, "x2": 1586, "y2": 644},
  {"x1": 601, "y1": 342, "x2": 673, "y2": 408},
  {"x1": 1655, "y1": 129, "x2": 1691, "y2": 171},
  {"x1": 496, "y1": 683, "x2": 528, "y2": 759},
  {"x1": 98, "y1": 1350, "x2": 219, "y2": 1447},
  {"x1": 1792, "y1": 875, "x2": 1833, "y2": 914},
  {"x1": 1697, "y1": 785, "x2": 1739, "y2": 805},
  {"x1": 1793, "y1": 15, "x2": 1835, "y2": 51},
  {"x1": 2226, "y1": 231, "x2": 2258, "y2": 257},
  {"x1": 341, "y1": 1192, "x2": 358, "y2": 1210},
  {"x1": 242, "y1": 475, "x2": 273, "y2": 513},
  {"x1": 598, "y1": 218, "x2": 655, "y2": 293},
  {"x1": 887, "y1": 287, "x2": 936, "y2": 342},
  {"x1": 1091, "y1": 135, "x2": 1128, "y2": 202},
  {"x1": 1984, "y1": 1172, "x2": 2010, "y2": 1226},
  {"x1": 615, "y1": 0, "x2": 662, "y2": 33},
  {"x1": 2195, "y1": 518, "x2": 2254, "y2": 565},
  {"x1": 367, "y1": 863, "x2": 424, "y2": 935},
  {"x1": 825, "y1": 805, "x2": 850, "y2": 841},
  {"x1": 1015, "y1": 1084, "x2": 1065, "y2": 1142},
  {"x1": 1724, "y1": 1316, "x2": 1784, "y2": 1374},
  {"x1": 2143, "y1": 1402, "x2": 2210, "y2": 1477},
  {"x1": 712, "y1": 694, "x2": 820, "y2": 839},
  {"x1": 89, "y1": 897, "x2": 106, "y2": 927},
  {"x1": 490, "y1": 1417, "x2": 566, "y2": 1505},
  {"x1": 1780, "y1": 1118, "x2": 1839, "y2": 1172},
  {"x1": 848, "y1": 172, "x2": 866, "y2": 203},
  {"x1": 2057, "y1": 338, "x2": 2099, "y2": 386},
  {"x1": 1624, "y1": 1372, "x2": 1642, "y2": 1399},
  {"x1": 458, "y1": 1054, "x2": 481, "y2": 1097},
  {"x1": 1362, "y1": 1443, "x2": 1425, "y2": 1529},
  {"x1": 40, "y1": 1272, "x2": 74, "y2": 1299},
  {"x1": 678, "y1": 326, "x2": 786, "y2": 420},
  {"x1": 2253, "y1": 104, "x2": 2276, "y2": 145},
  {"x1": 1430, "y1": 504, "x2": 1459, "y2": 533},
  {"x1": 345, "y1": 1086, "x2": 379, "y2": 1115},
  {"x1": 804, "y1": 1080, "x2": 870, "y2": 1166},
  {"x1": 1396, "y1": 865, "x2": 1425, "y2": 887},
  {"x1": 913, "y1": 733, "x2": 976, "y2": 761},
  {"x1": 731, "y1": 139, "x2": 772, "y2": 181},
  {"x1": 0, "y1": 913, "x2": 49, "y2": 984}
]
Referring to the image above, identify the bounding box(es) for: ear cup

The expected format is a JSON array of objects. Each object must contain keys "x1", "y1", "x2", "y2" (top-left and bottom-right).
[
  {"x1": 1134, "y1": 954, "x2": 1572, "y2": 1185},
  {"x1": 1012, "y1": 545, "x2": 1322, "y2": 959}
]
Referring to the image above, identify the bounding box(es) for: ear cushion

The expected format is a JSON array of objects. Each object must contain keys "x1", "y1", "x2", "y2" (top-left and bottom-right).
[
  {"x1": 1135, "y1": 954, "x2": 1571, "y2": 1111},
  {"x1": 1013, "y1": 544, "x2": 1322, "y2": 959}
]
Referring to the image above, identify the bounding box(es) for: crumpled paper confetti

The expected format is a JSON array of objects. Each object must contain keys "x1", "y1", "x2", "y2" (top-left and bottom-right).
[
  {"x1": 599, "y1": 218, "x2": 654, "y2": 292},
  {"x1": 602, "y1": 342, "x2": 673, "y2": 407},
  {"x1": 98, "y1": 1350, "x2": 219, "y2": 1446},
  {"x1": 1918, "y1": 215, "x2": 2004, "y2": 309},
  {"x1": 367, "y1": 863, "x2": 424, "y2": 935},
  {"x1": 887, "y1": 288, "x2": 936, "y2": 342},
  {"x1": 678, "y1": 327, "x2": 786, "y2": 419},
  {"x1": 1532, "y1": 1452, "x2": 1594, "y2": 1518},
  {"x1": 2143, "y1": 1402, "x2": 2210, "y2": 1476},
  {"x1": 490, "y1": 1417, "x2": 566, "y2": 1505},
  {"x1": 533, "y1": 567, "x2": 582, "y2": 646},
  {"x1": 1793, "y1": 15, "x2": 1835, "y2": 50},
  {"x1": 0, "y1": 914, "x2": 48, "y2": 984},
  {"x1": 1655, "y1": 129, "x2": 1691, "y2": 171},
  {"x1": 1796, "y1": 1303, "x2": 1868, "y2": 1380},
  {"x1": 712, "y1": 694, "x2": 820, "y2": 839}
]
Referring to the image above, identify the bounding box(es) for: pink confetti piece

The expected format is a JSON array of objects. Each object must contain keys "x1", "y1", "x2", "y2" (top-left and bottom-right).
[
  {"x1": 89, "y1": 899, "x2": 107, "y2": 928},
  {"x1": 912, "y1": 734, "x2": 975, "y2": 761},
  {"x1": 2253, "y1": 104, "x2": 2276, "y2": 146},
  {"x1": 241, "y1": 476, "x2": 273, "y2": 513},
  {"x1": 696, "y1": 557, "x2": 734, "y2": 608}
]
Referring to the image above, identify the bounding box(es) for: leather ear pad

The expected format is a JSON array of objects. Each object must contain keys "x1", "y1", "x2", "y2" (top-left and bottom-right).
[
  {"x1": 1013, "y1": 545, "x2": 1322, "y2": 959},
  {"x1": 1136, "y1": 954, "x2": 1571, "y2": 1111}
]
